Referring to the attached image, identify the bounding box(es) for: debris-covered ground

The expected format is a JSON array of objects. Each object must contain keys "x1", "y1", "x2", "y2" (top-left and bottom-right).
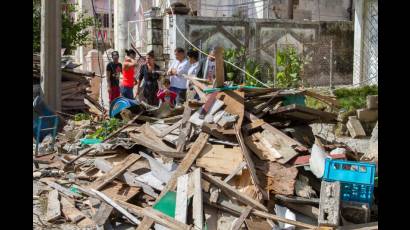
[{"x1": 33, "y1": 74, "x2": 378, "y2": 229}]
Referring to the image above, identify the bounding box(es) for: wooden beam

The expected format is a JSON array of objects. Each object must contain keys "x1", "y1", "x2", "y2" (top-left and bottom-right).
[
  {"x1": 89, "y1": 154, "x2": 141, "y2": 190},
  {"x1": 177, "y1": 105, "x2": 192, "y2": 152},
  {"x1": 117, "y1": 200, "x2": 191, "y2": 230},
  {"x1": 157, "y1": 119, "x2": 183, "y2": 138},
  {"x1": 137, "y1": 132, "x2": 210, "y2": 230},
  {"x1": 192, "y1": 168, "x2": 204, "y2": 230},
  {"x1": 235, "y1": 126, "x2": 268, "y2": 200},
  {"x1": 60, "y1": 196, "x2": 87, "y2": 223},
  {"x1": 175, "y1": 174, "x2": 189, "y2": 223},
  {"x1": 46, "y1": 190, "x2": 61, "y2": 222},
  {"x1": 43, "y1": 180, "x2": 82, "y2": 199},
  {"x1": 214, "y1": 47, "x2": 225, "y2": 87},
  {"x1": 231, "y1": 206, "x2": 252, "y2": 230},
  {"x1": 224, "y1": 161, "x2": 246, "y2": 183},
  {"x1": 91, "y1": 189, "x2": 140, "y2": 225},
  {"x1": 93, "y1": 202, "x2": 114, "y2": 226},
  {"x1": 202, "y1": 173, "x2": 268, "y2": 212},
  {"x1": 245, "y1": 112, "x2": 308, "y2": 152},
  {"x1": 302, "y1": 90, "x2": 340, "y2": 108}
]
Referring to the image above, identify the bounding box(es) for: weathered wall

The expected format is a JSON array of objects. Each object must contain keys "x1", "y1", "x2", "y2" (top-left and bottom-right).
[
  {"x1": 169, "y1": 16, "x2": 353, "y2": 86},
  {"x1": 270, "y1": 0, "x2": 353, "y2": 21}
]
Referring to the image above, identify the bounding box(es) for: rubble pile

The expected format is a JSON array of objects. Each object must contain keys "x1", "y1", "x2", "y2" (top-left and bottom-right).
[
  {"x1": 33, "y1": 53, "x2": 99, "y2": 113},
  {"x1": 33, "y1": 78, "x2": 378, "y2": 229}
]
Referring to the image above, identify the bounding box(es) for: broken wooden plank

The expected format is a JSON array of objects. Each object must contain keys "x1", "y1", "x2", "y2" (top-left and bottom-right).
[
  {"x1": 224, "y1": 161, "x2": 246, "y2": 183},
  {"x1": 245, "y1": 112, "x2": 307, "y2": 151},
  {"x1": 117, "y1": 200, "x2": 191, "y2": 230},
  {"x1": 100, "y1": 180, "x2": 140, "y2": 202},
  {"x1": 244, "y1": 132, "x2": 282, "y2": 162},
  {"x1": 43, "y1": 180, "x2": 82, "y2": 199},
  {"x1": 60, "y1": 196, "x2": 86, "y2": 223},
  {"x1": 202, "y1": 172, "x2": 268, "y2": 212},
  {"x1": 196, "y1": 144, "x2": 243, "y2": 175},
  {"x1": 94, "y1": 158, "x2": 158, "y2": 198},
  {"x1": 256, "y1": 161, "x2": 298, "y2": 196},
  {"x1": 232, "y1": 206, "x2": 253, "y2": 230},
  {"x1": 235, "y1": 126, "x2": 268, "y2": 200},
  {"x1": 302, "y1": 90, "x2": 340, "y2": 108},
  {"x1": 175, "y1": 174, "x2": 189, "y2": 224},
  {"x1": 91, "y1": 189, "x2": 140, "y2": 225},
  {"x1": 137, "y1": 132, "x2": 210, "y2": 230},
  {"x1": 90, "y1": 154, "x2": 141, "y2": 190},
  {"x1": 46, "y1": 189, "x2": 61, "y2": 222},
  {"x1": 270, "y1": 104, "x2": 337, "y2": 123},
  {"x1": 243, "y1": 119, "x2": 265, "y2": 133},
  {"x1": 177, "y1": 105, "x2": 192, "y2": 152},
  {"x1": 193, "y1": 85, "x2": 207, "y2": 102},
  {"x1": 260, "y1": 129, "x2": 300, "y2": 164},
  {"x1": 93, "y1": 202, "x2": 114, "y2": 226},
  {"x1": 214, "y1": 47, "x2": 225, "y2": 87},
  {"x1": 157, "y1": 119, "x2": 183, "y2": 138},
  {"x1": 192, "y1": 168, "x2": 204, "y2": 230}
]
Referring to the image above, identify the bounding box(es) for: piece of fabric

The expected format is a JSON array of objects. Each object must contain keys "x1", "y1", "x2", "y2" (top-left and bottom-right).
[
  {"x1": 169, "y1": 59, "x2": 190, "y2": 89},
  {"x1": 139, "y1": 64, "x2": 160, "y2": 106},
  {"x1": 121, "y1": 86, "x2": 134, "y2": 99},
  {"x1": 109, "y1": 85, "x2": 120, "y2": 103},
  {"x1": 157, "y1": 89, "x2": 177, "y2": 107},
  {"x1": 169, "y1": 87, "x2": 187, "y2": 105},
  {"x1": 122, "y1": 60, "x2": 136, "y2": 88},
  {"x1": 106, "y1": 62, "x2": 122, "y2": 87}
]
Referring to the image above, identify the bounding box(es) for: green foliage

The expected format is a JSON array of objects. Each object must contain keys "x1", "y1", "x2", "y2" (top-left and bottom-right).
[
  {"x1": 86, "y1": 118, "x2": 124, "y2": 140},
  {"x1": 305, "y1": 96, "x2": 328, "y2": 110},
  {"x1": 333, "y1": 85, "x2": 378, "y2": 111},
  {"x1": 223, "y1": 47, "x2": 245, "y2": 82},
  {"x1": 74, "y1": 113, "x2": 91, "y2": 121},
  {"x1": 244, "y1": 58, "x2": 262, "y2": 87},
  {"x1": 33, "y1": 0, "x2": 95, "y2": 54},
  {"x1": 276, "y1": 46, "x2": 304, "y2": 88}
]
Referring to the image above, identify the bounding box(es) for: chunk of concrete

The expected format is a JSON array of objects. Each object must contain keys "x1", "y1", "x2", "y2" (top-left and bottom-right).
[
  {"x1": 366, "y1": 95, "x2": 378, "y2": 109},
  {"x1": 347, "y1": 116, "x2": 366, "y2": 138},
  {"x1": 357, "y1": 109, "x2": 378, "y2": 123},
  {"x1": 341, "y1": 201, "x2": 370, "y2": 224},
  {"x1": 319, "y1": 181, "x2": 341, "y2": 227}
]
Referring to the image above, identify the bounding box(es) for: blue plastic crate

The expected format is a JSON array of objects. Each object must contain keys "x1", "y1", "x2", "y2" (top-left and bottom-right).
[{"x1": 323, "y1": 159, "x2": 376, "y2": 204}]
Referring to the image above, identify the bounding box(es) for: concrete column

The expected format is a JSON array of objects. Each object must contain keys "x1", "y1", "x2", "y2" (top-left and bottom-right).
[
  {"x1": 169, "y1": 14, "x2": 187, "y2": 61},
  {"x1": 40, "y1": 0, "x2": 61, "y2": 111},
  {"x1": 114, "y1": 0, "x2": 132, "y2": 62},
  {"x1": 352, "y1": 0, "x2": 365, "y2": 85},
  {"x1": 146, "y1": 17, "x2": 165, "y2": 69}
]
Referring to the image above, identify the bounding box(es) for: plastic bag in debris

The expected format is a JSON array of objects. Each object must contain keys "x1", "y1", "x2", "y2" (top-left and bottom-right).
[
  {"x1": 273, "y1": 205, "x2": 296, "y2": 230},
  {"x1": 309, "y1": 144, "x2": 330, "y2": 178},
  {"x1": 330, "y1": 147, "x2": 347, "y2": 155}
]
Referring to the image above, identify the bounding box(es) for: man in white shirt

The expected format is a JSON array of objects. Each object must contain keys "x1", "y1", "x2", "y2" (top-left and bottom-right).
[{"x1": 167, "y1": 47, "x2": 190, "y2": 105}]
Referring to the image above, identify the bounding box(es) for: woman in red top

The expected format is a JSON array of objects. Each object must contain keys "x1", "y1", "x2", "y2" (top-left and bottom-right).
[{"x1": 121, "y1": 49, "x2": 139, "y2": 99}]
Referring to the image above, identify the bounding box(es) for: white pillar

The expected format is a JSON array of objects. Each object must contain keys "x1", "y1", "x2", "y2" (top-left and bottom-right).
[
  {"x1": 40, "y1": 0, "x2": 61, "y2": 111},
  {"x1": 114, "y1": 0, "x2": 132, "y2": 62},
  {"x1": 352, "y1": 0, "x2": 365, "y2": 85}
]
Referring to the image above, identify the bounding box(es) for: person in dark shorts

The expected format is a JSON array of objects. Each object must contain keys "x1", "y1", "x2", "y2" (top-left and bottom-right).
[
  {"x1": 106, "y1": 51, "x2": 122, "y2": 103},
  {"x1": 136, "y1": 50, "x2": 160, "y2": 106}
]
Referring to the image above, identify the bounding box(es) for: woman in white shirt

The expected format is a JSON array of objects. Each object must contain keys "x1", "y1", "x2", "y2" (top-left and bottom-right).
[{"x1": 167, "y1": 47, "x2": 190, "y2": 105}]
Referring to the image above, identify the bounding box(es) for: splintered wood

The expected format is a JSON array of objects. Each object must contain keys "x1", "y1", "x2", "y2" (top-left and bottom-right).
[{"x1": 196, "y1": 144, "x2": 243, "y2": 175}]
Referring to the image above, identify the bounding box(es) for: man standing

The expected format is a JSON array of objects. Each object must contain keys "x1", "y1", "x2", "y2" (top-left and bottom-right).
[
  {"x1": 197, "y1": 47, "x2": 227, "y2": 84},
  {"x1": 106, "y1": 51, "x2": 122, "y2": 103},
  {"x1": 167, "y1": 48, "x2": 190, "y2": 105}
]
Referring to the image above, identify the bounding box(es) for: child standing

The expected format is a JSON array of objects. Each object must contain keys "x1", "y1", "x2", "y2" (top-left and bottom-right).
[{"x1": 157, "y1": 78, "x2": 177, "y2": 108}]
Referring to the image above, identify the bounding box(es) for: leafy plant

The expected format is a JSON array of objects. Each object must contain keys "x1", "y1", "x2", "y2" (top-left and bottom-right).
[
  {"x1": 86, "y1": 118, "x2": 124, "y2": 140},
  {"x1": 224, "y1": 47, "x2": 246, "y2": 82},
  {"x1": 74, "y1": 113, "x2": 91, "y2": 121},
  {"x1": 33, "y1": 0, "x2": 95, "y2": 54},
  {"x1": 334, "y1": 85, "x2": 378, "y2": 111},
  {"x1": 276, "y1": 46, "x2": 304, "y2": 88}
]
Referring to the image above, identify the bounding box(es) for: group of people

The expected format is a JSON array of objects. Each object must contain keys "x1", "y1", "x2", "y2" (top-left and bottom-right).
[{"x1": 105, "y1": 47, "x2": 219, "y2": 108}]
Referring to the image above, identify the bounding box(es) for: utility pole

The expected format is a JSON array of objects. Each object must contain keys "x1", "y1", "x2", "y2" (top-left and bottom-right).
[
  {"x1": 40, "y1": 0, "x2": 61, "y2": 111},
  {"x1": 329, "y1": 39, "x2": 334, "y2": 89}
]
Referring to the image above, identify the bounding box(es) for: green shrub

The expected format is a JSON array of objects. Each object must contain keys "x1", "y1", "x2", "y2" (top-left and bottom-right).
[{"x1": 334, "y1": 85, "x2": 378, "y2": 111}]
